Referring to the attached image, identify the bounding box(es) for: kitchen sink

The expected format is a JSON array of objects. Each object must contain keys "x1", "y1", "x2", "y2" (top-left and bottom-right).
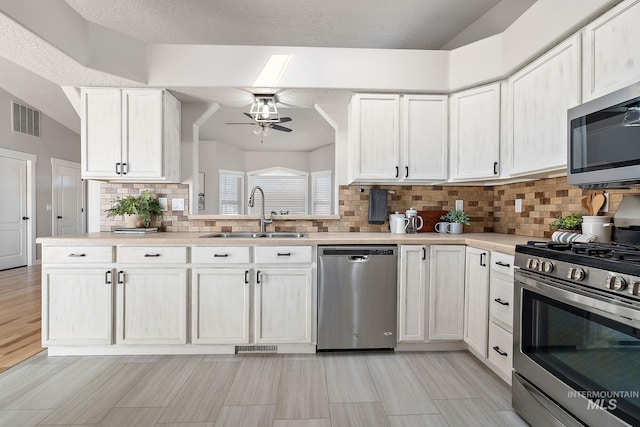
[{"x1": 199, "y1": 232, "x2": 307, "y2": 238}]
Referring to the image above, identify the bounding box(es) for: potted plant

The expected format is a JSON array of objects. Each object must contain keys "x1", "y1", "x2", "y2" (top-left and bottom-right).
[
  {"x1": 440, "y1": 209, "x2": 470, "y2": 234},
  {"x1": 105, "y1": 191, "x2": 163, "y2": 228},
  {"x1": 550, "y1": 213, "x2": 583, "y2": 232}
]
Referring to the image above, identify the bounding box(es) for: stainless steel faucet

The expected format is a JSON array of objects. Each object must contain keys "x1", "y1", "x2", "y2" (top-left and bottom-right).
[{"x1": 248, "y1": 186, "x2": 272, "y2": 232}]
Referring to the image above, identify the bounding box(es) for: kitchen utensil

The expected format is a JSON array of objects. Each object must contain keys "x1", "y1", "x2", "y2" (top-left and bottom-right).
[
  {"x1": 404, "y1": 208, "x2": 423, "y2": 234},
  {"x1": 591, "y1": 194, "x2": 605, "y2": 215},
  {"x1": 581, "y1": 196, "x2": 590, "y2": 213}
]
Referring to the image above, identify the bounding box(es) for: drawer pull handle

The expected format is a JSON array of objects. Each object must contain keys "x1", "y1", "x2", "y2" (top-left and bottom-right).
[
  {"x1": 117, "y1": 271, "x2": 124, "y2": 284},
  {"x1": 422, "y1": 247, "x2": 426, "y2": 260},
  {"x1": 494, "y1": 298, "x2": 509, "y2": 306},
  {"x1": 480, "y1": 252, "x2": 487, "y2": 267},
  {"x1": 493, "y1": 346, "x2": 508, "y2": 357},
  {"x1": 277, "y1": 252, "x2": 291, "y2": 257},
  {"x1": 495, "y1": 261, "x2": 511, "y2": 267},
  {"x1": 144, "y1": 254, "x2": 161, "y2": 257},
  {"x1": 214, "y1": 254, "x2": 229, "y2": 258},
  {"x1": 105, "y1": 270, "x2": 112, "y2": 284},
  {"x1": 68, "y1": 253, "x2": 86, "y2": 257},
  {"x1": 256, "y1": 270, "x2": 261, "y2": 284},
  {"x1": 244, "y1": 270, "x2": 249, "y2": 284}
]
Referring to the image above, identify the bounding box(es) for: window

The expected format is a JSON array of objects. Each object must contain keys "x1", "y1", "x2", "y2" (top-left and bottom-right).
[
  {"x1": 311, "y1": 170, "x2": 332, "y2": 215},
  {"x1": 247, "y1": 167, "x2": 308, "y2": 215},
  {"x1": 218, "y1": 169, "x2": 244, "y2": 214}
]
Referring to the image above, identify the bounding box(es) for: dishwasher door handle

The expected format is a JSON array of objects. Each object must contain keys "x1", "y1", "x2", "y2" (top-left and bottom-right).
[{"x1": 348, "y1": 255, "x2": 369, "y2": 262}]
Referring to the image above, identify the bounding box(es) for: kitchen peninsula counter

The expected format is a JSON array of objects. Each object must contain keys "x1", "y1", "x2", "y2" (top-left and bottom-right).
[{"x1": 37, "y1": 231, "x2": 533, "y2": 254}]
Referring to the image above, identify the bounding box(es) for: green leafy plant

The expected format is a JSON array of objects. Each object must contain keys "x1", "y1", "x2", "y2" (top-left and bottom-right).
[
  {"x1": 441, "y1": 209, "x2": 470, "y2": 225},
  {"x1": 105, "y1": 191, "x2": 163, "y2": 227},
  {"x1": 550, "y1": 213, "x2": 583, "y2": 231}
]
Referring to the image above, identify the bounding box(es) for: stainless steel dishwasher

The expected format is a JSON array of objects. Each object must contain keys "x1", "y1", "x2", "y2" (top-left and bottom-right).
[{"x1": 317, "y1": 245, "x2": 397, "y2": 350}]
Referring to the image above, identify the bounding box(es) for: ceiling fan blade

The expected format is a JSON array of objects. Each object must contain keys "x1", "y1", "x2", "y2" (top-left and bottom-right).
[
  {"x1": 225, "y1": 122, "x2": 256, "y2": 125},
  {"x1": 271, "y1": 124, "x2": 293, "y2": 132},
  {"x1": 243, "y1": 112, "x2": 255, "y2": 120},
  {"x1": 279, "y1": 117, "x2": 292, "y2": 123}
]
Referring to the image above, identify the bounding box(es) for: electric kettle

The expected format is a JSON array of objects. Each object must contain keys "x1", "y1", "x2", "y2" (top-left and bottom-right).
[
  {"x1": 390, "y1": 212, "x2": 408, "y2": 234},
  {"x1": 404, "y1": 207, "x2": 423, "y2": 234}
]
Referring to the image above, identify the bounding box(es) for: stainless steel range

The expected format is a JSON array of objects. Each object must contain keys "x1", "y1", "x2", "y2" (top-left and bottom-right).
[{"x1": 513, "y1": 241, "x2": 640, "y2": 427}]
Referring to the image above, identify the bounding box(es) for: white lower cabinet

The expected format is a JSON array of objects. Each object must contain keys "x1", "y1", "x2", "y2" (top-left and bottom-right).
[
  {"x1": 254, "y1": 268, "x2": 312, "y2": 344},
  {"x1": 463, "y1": 247, "x2": 490, "y2": 357},
  {"x1": 191, "y1": 268, "x2": 250, "y2": 344},
  {"x1": 397, "y1": 245, "x2": 428, "y2": 342},
  {"x1": 116, "y1": 267, "x2": 188, "y2": 345},
  {"x1": 42, "y1": 268, "x2": 114, "y2": 346},
  {"x1": 428, "y1": 245, "x2": 465, "y2": 341}
]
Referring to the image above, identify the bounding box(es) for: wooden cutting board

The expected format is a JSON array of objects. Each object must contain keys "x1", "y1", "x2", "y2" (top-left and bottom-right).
[{"x1": 418, "y1": 210, "x2": 448, "y2": 233}]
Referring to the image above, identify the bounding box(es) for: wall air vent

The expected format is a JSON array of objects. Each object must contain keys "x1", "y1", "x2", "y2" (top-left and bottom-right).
[
  {"x1": 235, "y1": 345, "x2": 278, "y2": 354},
  {"x1": 11, "y1": 101, "x2": 40, "y2": 137}
]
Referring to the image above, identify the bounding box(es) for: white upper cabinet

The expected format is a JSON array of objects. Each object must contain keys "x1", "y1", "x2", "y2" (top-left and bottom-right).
[
  {"x1": 351, "y1": 93, "x2": 400, "y2": 181},
  {"x1": 81, "y1": 88, "x2": 181, "y2": 182},
  {"x1": 449, "y1": 83, "x2": 501, "y2": 180},
  {"x1": 350, "y1": 93, "x2": 447, "y2": 183},
  {"x1": 402, "y1": 95, "x2": 448, "y2": 181},
  {"x1": 582, "y1": 0, "x2": 640, "y2": 101},
  {"x1": 507, "y1": 34, "x2": 581, "y2": 176}
]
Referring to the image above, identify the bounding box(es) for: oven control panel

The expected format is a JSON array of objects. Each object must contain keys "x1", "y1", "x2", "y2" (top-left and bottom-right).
[{"x1": 517, "y1": 253, "x2": 640, "y2": 302}]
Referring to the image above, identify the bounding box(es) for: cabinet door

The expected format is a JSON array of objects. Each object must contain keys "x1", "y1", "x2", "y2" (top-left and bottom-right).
[
  {"x1": 397, "y1": 245, "x2": 428, "y2": 342},
  {"x1": 450, "y1": 83, "x2": 501, "y2": 180},
  {"x1": 42, "y1": 268, "x2": 113, "y2": 345},
  {"x1": 583, "y1": 0, "x2": 640, "y2": 101},
  {"x1": 81, "y1": 88, "x2": 122, "y2": 178},
  {"x1": 428, "y1": 245, "x2": 465, "y2": 341},
  {"x1": 351, "y1": 94, "x2": 400, "y2": 181},
  {"x1": 116, "y1": 268, "x2": 187, "y2": 344},
  {"x1": 402, "y1": 95, "x2": 448, "y2": 181},
  {"x1": 463, "y1": 247, "x2": 490, "y2": 357},
  {"x1": 254, "y1": 268, "x2": 312, "y2": 344},
  {"x1": 508, "y1": 34, "x2": 581, "y2": 176},
  {"x1": 121, "y1": 90, "x2": 165, "y2": 179},
  {"x1": 191, "y1": 268, "x2": 250, "y2": 344}
]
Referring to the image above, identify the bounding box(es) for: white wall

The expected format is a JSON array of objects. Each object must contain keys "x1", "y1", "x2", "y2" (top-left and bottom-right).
[{"x1": 0, "y1": 86, "x2": 80, "y2": 259}]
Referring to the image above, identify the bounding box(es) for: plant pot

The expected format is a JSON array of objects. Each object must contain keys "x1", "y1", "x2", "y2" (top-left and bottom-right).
[
  {"x1": 124, "y1": 214, "x2": 141, "y2": 228},
  {"x1": 449, "y1": 223, "x2": 463, "y2": 234}
]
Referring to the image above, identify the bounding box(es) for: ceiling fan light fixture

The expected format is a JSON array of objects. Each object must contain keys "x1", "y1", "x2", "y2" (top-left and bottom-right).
[{"x1": 250, "y1": 95, "x2": 279, "y2": 123}]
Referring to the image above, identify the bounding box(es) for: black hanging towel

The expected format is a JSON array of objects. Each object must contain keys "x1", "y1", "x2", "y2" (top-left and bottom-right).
[{"x1": 368, "y1": 188, "x2": 388, "y2": 224}]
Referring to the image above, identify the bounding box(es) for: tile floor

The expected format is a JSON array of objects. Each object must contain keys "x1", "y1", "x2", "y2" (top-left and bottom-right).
[{"x1": 0, "y1": 350, "x2": 528, "y2": 426}]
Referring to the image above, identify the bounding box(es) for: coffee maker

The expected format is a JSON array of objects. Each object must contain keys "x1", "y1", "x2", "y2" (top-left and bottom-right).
[{"x1": 404, "y1": 208, "x2": 423, "y2": 234}]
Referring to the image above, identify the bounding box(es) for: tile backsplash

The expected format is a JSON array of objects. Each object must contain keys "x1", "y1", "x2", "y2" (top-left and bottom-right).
[{"x1": 100, "y1": 178, "x2": 640, "y2": 237}]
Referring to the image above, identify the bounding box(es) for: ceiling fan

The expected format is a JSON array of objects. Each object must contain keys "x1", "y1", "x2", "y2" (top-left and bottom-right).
[{"x1": 225, "y1": 95, "x2": 293, "y2": 140}]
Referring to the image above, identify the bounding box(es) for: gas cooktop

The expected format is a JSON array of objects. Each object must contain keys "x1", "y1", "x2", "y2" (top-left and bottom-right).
[{"x1": 516, "y1": 241, "x2": 640, "y2": 301}]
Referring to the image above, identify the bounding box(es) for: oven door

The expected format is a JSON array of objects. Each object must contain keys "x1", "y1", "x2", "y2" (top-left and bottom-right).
[{"x1": 514, "y1": 270, "x2": 640, "y2": 427}]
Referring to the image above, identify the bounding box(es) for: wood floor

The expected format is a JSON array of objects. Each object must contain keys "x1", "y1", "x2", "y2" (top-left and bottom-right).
[
  {"x1": 0, "y1": 265, "x2": 528, "y2": 426},
  {"x1": 0, "y1": 265, "x2": 42, "y2": 373}
]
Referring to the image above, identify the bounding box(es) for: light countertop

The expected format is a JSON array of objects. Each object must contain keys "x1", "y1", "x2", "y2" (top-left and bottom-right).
[{"x1": 37, "y1": 232, "x2": 537, "y2": 255}]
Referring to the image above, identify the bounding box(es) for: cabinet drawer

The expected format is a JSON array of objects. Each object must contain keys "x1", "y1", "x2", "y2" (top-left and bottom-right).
[
  {"x1": 117, "y1": 246, "x2": 187, "y2": 264},
  {"x1": 490, "y1": 251, "x2": 514, "y2": 279},
  {"x1": 488, "y1": 321, "x2": 513, "y2": 380},
  {"x1": 489, "y1": 277, "x2": 513, "y2": 331},
  {"x1": 255, "y1": 246, "x2": 312, "y2": 264},
  {"x1": 42, "y1": 246, "x2": 113, "y2": 264},
  {"x1": 192, "y1": 246, "x2": 250, "y2": 264}
]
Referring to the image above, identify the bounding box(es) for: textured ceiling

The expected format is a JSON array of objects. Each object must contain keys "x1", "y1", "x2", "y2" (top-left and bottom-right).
[
  {"x1": 0, "y1": 0, "x2": 536, "y2": 141},
  {"x1": 65, "y1": 0, "x2": 505, "y2": 50}
]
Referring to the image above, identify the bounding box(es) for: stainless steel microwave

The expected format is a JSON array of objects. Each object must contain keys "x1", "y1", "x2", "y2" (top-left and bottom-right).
[{"x1": 568, "y1": 82, "x2": 640, "y2": 188}]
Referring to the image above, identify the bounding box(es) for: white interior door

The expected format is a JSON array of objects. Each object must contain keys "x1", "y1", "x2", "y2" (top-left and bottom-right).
[
  {"x1": 52, "y1": 159, "x2": 84, "y2": 236},
  {"x1": 0, "y1": 155, "x2": 28, "y2": 270}
]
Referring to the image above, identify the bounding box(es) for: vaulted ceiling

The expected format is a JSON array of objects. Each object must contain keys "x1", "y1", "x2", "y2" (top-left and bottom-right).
[{"x1": 0, "y1": 0, "x2": 537, "y2": 150}]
